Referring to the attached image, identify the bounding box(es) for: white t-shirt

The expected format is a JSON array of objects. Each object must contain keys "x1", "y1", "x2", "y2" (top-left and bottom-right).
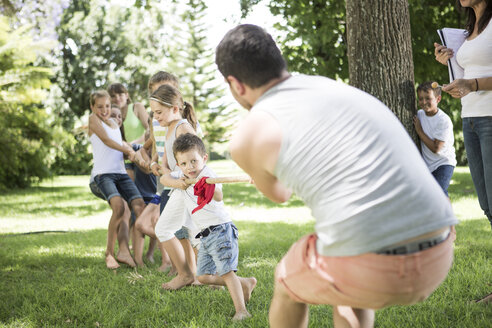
[
  {"x1": 176, "y1": 165, "x2": 232, "y2": 231},
  {"x1": 456, "y1": 20, "x2": 492, "y2": 117},
  {"x1": 90, "y1": 120, "x2": 126, "y2": 177},
  {"x1": 417, "y1": 109, "x2": 457, "y2": 172},
  {"x1": 254, "y1": 74, "x2": 458, "y2": 257}
]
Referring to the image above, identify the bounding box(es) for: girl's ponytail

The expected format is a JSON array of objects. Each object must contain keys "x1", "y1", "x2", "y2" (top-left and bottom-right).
[{"x1": 182, "y1": 101, "x2": 197, "y2": 131}]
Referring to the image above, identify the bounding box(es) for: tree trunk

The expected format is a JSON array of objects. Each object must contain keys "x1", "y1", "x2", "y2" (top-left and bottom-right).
[{"x1": 346, "y1": 0, "x2": 418, "y2": 144}]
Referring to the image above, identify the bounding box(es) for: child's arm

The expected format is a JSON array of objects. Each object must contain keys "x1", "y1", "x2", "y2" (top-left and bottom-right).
[
  {"x1": 158, "y1": 147, "x2": 190, "y2": 190},
  {"x1": 129, "y1": 103, "x2": 150, "y2": 144},
  {"x1": 134, "y1": 148, "x2": 152, "y2": 174},
  {"x1": 89, "y1": 114, "x2": 136, "y2": 160},
  {"x1": 176, "y1": 122, "x2": 196, "y2": 138},
  {"x1": 213, "y1": 186, "x2": 223, "y2": 202},
  {"x1": 413, "y1": 116, "x2": 445, "y2": 153}
]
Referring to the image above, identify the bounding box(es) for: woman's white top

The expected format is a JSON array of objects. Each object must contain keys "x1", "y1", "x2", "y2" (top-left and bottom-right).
[
  {"x1": 456, "y1": 20, "x2": 492, "y2": 117},
  {"x1": 90, "y1": 120, "x2": 126, "y2": 176}
]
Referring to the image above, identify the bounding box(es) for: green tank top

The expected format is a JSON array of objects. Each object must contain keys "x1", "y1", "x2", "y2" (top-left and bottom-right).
[{"x1": 123, "y1": 103, "x2": 145, "y2": 143}]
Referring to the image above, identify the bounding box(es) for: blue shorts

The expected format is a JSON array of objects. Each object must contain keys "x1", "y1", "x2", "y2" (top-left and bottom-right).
[
  {"x1": 175, "y1": 226, "x2": 190, "y2": 240},
  {"x1": 94, "y1": 173, "x2": 142, "y2": 203},
  {"x1": 160, "y1": 191, "x2": 170, "y2": 214},
  {"x1": 196, "y1": 222, "x2": 238, "y2": 277},
  {"x1": 89, "y1": 180, "x2": 105, "y2": 201}
]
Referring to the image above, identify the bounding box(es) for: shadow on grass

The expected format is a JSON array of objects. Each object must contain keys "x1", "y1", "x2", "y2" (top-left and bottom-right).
[{"x1": 0, "y1": 185, "x2": 108, "y2": 218}]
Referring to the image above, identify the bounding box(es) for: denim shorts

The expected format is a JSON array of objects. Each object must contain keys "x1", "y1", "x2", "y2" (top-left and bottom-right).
[
  {"x1": 89, "y1": 180, "x2": 105, "y2": 201},
  {"x1": 196, "y1": 222, "x2": 238, "y2": 277},
  {"x1": 174, "y1": 226, "x2": 190, "y2": 240},
  {"x1": 94, "y1": 173, "x2": 142, "y2": 203}
]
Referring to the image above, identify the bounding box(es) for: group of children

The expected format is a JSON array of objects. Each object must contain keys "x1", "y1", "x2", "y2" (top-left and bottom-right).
[
  {"x1": 86, "y1": 67, "x2": 456, "y2": 321},
  {"x1": 87, "y1": 71, "x2": 256, "y2": 320}
]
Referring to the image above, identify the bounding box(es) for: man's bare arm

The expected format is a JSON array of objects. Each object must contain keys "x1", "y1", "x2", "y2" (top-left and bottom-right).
[{"x1": 230, "y1": 111, "x2": 291, "y2": 203}]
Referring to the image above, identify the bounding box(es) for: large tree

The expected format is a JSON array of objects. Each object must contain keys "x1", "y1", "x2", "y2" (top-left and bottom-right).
[
  {"x1": 241, "y1": 0, "x2": 467, "y2": 163},
  {"x1": 346, "y1": 0, "x2": 417, "y2": 142}
]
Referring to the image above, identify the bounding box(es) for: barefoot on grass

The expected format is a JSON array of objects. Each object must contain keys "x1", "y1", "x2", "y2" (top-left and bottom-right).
[
  {"x1": 161, "y1": 274, "x2": 195, "y2": 290},
  {"x1": 157, "y1": 262, "x2": 172, "y2": 273},
  {"x1": 167, "y1": 267, "x2": 177, "y2": 277},
  {"x1": 116, "y1": 252, "x2": 136, "y2": 268},
  {"x1": 241, "y1": 277, "x2": 257, "y2": 303},
  {"x1": 145, "y1": 252, "x2": 155, "y2": 264},
  {"x1": 232, "y1": 310, "x2": 251, "y2": 321},
  {"x1": 105, "y1": 254, "x2": 120, "y2": 269}
]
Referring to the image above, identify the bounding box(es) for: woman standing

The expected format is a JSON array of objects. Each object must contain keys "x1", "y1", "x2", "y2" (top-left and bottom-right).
[{"x1": 434, "y1": 0, "x2": 492, "y2": 304}]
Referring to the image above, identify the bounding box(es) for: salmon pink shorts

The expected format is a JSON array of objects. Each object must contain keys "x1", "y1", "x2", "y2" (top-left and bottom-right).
[{"x1": 275, "y1": 228, "x2": 455, "y2": 309}]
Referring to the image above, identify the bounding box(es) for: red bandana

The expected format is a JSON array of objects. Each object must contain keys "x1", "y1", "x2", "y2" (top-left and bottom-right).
[{"x1": 192, "y1": 176, "x2": 215, "y2": 214}]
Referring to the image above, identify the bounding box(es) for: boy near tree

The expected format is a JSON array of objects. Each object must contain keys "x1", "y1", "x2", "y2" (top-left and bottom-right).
[
  {"x1": 161, "y1": 133, "x2": 256, "y2": 321},
  {"x1": 413, "y1": 81, "x2": 457, "y2": 196}
]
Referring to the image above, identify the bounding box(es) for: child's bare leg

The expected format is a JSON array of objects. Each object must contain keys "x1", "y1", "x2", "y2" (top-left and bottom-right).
[
  {"x1": 179, "y1": 238, "x2": 198, "y2": 284},
  {"x1": 130, "y1": 198, "x2": 147, "y2": 267},
  {"x1": 160, "y1": 237, "x2": 194, "y2": 290},
  {"x1": 333, "y1": 306, "x2": 374, "y2": 328},
  {"x1": 198, "y1": 272, "x2": 253, "y2": 320},
  {"x1": 105, "y1": 196, "x2": 125, "y2": 269},
  {"x1": 269, "y1": 280, "x2": 308, "y2": 328},
  {"x1": 198, "y1": 273, "x2": 257, "y2": 303},
  {"x1": 146, "y1": 237, "x2": 156, "y2": 263},
  {"x1": 135, "y1": 203, "x2": 158, "y2": 239},
  {"x1": 157, "y1": 242, "x2": 173, "y2": 272},
  {"x1": 116, "y1": 203, "x2": 136, "y2": 267},
  {"x1": 132, "y1": 226, "x2": 146, "y2": 267}
]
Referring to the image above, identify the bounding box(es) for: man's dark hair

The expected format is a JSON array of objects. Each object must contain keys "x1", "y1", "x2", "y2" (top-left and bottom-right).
[
  {"x1": 417, "y1": 81, "x2": 441, "y2": 97},
  {"x1": 215, "y1": 24, "x2": 287, "y2": 88},
  {"x1": 173, "y1": 133, "x2": 207, "y2": 159}
]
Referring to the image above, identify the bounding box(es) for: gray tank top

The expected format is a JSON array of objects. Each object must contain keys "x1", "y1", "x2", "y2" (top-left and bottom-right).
[
  {"x1": 165, "y1": 119, "x2": 189, "y2": 172},
  {"x1": 254, "y1": 74, "x2": 457, "y2": 256}
]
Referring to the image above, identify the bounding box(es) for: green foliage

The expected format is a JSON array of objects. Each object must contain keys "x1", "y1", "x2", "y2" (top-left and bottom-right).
[
  {"x1": 269, "y1": 0, "x2": 347, "y2": 79},
  {"x1": 247, "y1": 0, "x2": 468, "y2": 164},
  {"x1": 169, "y1": 0, "x2": 235, "y2": 149},
  {"x1": 51, "y1": 0, "x2": 170, "y2": 174},
  {"x1": 0, "y1": 16, "x2": 68, "y2": 190}
]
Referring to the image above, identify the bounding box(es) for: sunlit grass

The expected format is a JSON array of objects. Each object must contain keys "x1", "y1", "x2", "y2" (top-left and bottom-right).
[{"x1": 0, "y1": 163, "x2": 491, "y2": 327}]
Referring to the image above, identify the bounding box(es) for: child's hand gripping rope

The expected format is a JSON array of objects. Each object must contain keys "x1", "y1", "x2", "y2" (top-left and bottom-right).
[{"x1": 185, "y1": 176, "x2": 251, "y2": 213}]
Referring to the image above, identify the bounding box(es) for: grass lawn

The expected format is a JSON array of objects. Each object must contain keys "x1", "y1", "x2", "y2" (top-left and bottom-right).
[{"x1": 0, "y1": 162, "x2": 491, "y2": 327}]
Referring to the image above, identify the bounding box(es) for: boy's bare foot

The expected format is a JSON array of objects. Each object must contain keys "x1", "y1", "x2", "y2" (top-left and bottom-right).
[
  {"x1": 116, "y1": 252, "x2": 136, "y2": 268},
  {"x1": 232, "y1": 310, "x2": 251, "y2": 321},
  {"x1": 209, "y1": 285, "x2": 225, "y2": 290},
  {"x1": 167, "y1": 266, "x2": 177, "y2": 277},
  {"x1": 241, "y1": 277, "x2": 257, "y2": 303},
  {"x1": 145, "y1": 252, "x2": 155, "y2": 264},
  {"x1": 158, "y1": 262, "x2": 172, "y2": 273},
  {"x1": 192, "y1": 279, "x2": 203, "y2": 286},
  {"x1": 161, "y1": 274, "x2": 195, "y2": 290},
  {"x1": 105, "y1": 254, "x2": 120, "y2": 269}
]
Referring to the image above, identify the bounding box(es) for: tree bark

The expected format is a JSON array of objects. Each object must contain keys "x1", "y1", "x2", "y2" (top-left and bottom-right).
[{"x1": 346, "y1": 0, "x2": 418, "y2": 144}]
